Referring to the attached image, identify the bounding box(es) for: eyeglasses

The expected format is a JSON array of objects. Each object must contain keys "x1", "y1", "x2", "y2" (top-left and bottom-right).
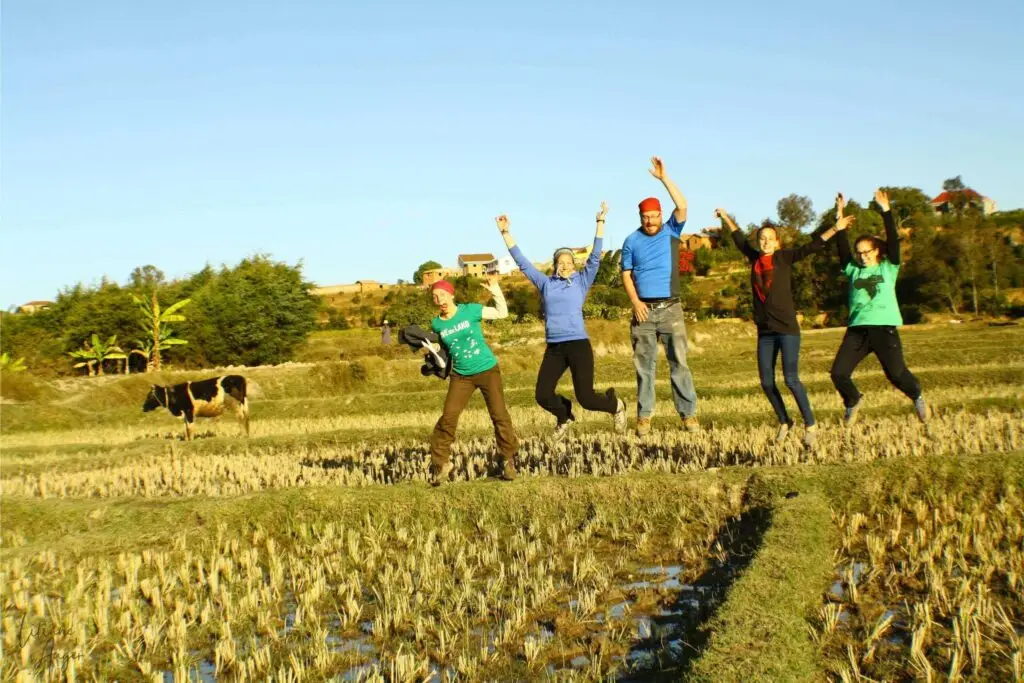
[{"x1": 855, "y1": 249, "x2": 876, "y2": 256}]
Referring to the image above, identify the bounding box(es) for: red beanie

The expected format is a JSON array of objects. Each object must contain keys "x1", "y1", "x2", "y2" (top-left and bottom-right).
[
  {"x1": 431, "y1": 280, "x2": 455, "y2": 296},
  {"x1": 638, "y1": 197, "x2": 662, "y2": 213}
]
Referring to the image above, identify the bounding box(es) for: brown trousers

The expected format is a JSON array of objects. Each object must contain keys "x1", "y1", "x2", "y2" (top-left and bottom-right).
[{"x1": 430, "y1": 365, "x2": 519, "y2": 468}]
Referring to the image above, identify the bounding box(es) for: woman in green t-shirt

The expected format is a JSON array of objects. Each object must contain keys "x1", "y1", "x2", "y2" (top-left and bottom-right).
[
  {"x1": 830, "y1": 190, "x2": 928, "y2": 426},
  {"x1": 426, "y1": 278, "x2": 518, "y2": 486}
]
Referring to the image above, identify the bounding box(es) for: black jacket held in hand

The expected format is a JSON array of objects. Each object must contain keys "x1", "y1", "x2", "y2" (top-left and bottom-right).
[
  {"x1": 732, "y1": 231, "x2": 827, "y2": 336},
  {"x1": 398, "y1": 325, "x2": 451, "y2": 380}
]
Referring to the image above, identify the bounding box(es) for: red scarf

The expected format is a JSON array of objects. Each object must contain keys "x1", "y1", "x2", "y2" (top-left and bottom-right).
[{"x1": 753, "y1": 254, "x2": 775, "y2": 303}]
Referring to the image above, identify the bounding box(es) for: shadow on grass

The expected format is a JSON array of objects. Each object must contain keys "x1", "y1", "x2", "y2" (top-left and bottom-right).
[{"x1": 617, "y1": 493, "x2": 774, "y2": 681}]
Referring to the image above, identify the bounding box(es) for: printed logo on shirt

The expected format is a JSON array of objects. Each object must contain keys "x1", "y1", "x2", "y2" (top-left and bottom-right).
[
  {"x1": 853, "y1": 274, "x2": 885, "y2": 299},
  {"x1": 440, "y1": 320, "x2": 470, "y2": 338}
]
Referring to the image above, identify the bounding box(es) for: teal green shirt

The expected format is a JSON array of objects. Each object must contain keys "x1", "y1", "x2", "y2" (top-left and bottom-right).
[
  {"x1": 431, "y1": 303, "x2": 498, "y2": 376},
  {"x1": 844, "y1": 260, "x2": 903, "y2": 327}
]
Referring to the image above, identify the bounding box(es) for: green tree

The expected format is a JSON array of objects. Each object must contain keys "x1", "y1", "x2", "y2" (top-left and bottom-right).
[
  {"x1": 186, "y1": 255, "x2": 318, "y2": 366},
  {"x1": 413, "y1": 260, "x2": 443, "y2": 285},
  {"x1": 131, "y1": 292, "x2": 191, "y2": 372},
  {"x1": 594, "y1": 249, "x2": 623, "y2": 287},
  {"x1": 60, "y1": 282, "x2": 139, "y2": 358},
  {"x1": 942, "y1": 175, "x2": 965, "y2": 192},
  {"x1": 776, "y1": 194, "x2": 815, "y2": 233},
  {"x1": 693, "y1": 247, "x2": 714, "y2": 276},
  {"x1": 129, "y1": 265, "x2": 166, "y2": 290}
]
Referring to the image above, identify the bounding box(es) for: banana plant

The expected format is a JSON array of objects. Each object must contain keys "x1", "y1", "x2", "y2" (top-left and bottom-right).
[
  {"x1": 68, "y1": 334, "x2": 127, "y2": 376},
  {"x1": 132, "y1": 292, "x2": 190, "y2": 372},
  {"x1": 130, "y1": 328, "x2": 188, "y2": 373},
  {"x1": 0, "y1": 352, "x2": 27, "y2": 373}
]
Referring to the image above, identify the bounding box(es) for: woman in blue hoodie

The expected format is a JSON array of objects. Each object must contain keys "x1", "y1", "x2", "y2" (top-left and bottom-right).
[{"x1": 496, "y1": 203, "x2": 627, "y2": 439}]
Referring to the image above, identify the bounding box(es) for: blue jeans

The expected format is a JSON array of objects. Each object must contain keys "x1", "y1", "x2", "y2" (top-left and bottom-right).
[
  {"x1": 630, "y1": 302, "x2": 697, "y2": 418},
  {"x1": 757, "y1": 332, "x2": 815, "y2": 426}
]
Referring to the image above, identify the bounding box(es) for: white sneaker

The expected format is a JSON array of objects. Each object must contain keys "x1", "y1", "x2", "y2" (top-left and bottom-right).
[
  {"x1": 613, "y1": 399, "x2": 627, "y2": 433},
  {"x1": 803, "y1": 426, "x2": 818, "y2": 448},
  {"x1": 553, "y1": 417, "x2": 574, "y2": 442},
  {"x1": 913, "y1": 396, "x2": 928, "y2": 423},
  {"x1": 775, "y1": 422, "x2": 792, "y2": 442}
]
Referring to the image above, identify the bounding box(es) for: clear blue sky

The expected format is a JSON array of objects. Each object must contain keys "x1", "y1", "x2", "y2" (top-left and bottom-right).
[{"x1": 3, "y1": 0, "x2": 1022, "y2": 308}]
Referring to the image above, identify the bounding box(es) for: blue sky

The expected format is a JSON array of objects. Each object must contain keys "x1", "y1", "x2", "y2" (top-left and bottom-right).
[{"x1": 3, "y1": 0, "x2": 1022, "y2": 308}]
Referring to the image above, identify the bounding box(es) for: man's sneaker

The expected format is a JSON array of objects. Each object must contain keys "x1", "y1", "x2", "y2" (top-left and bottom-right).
[
  {"x1": 803, "y1": 425, "x2": 818, "y2": 448},
  {"x1": 636, "y1": 416, "x2": 652, "y2": 437},
  {"x1": 500, "y1": 458, "x2": 517, "y2": 481},
  {"x1": 682, "y1": 415, "x2": 700, "y2": 433},
  {"x1": 775, "y1": 422, "x2": 792, "y2": 442},
  {"x1": 613, "y1": 398, "x2": 627, "y2": 433},
  {"x1": 430, "y1": 462, "x2": 453, "y2": 487},
  {"x1": 553, "y1": 417, "x2": 575, "y2": 442},
  {"x1": 914, "y1": 396, "x2": 929, "y2": 423},
  {"x1": 843, "y1": 398, "x2": 862, "y2": 426}
]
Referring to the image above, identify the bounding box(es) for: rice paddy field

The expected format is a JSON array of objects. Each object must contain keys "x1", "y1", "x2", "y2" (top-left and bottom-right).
[{"x1": 1, "y1": 319, "x2": 1022, "y2": 682}]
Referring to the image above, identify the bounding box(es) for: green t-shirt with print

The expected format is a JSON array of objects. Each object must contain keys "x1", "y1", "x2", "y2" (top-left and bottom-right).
[
  {"x1": 844, "y1": 260, "x2": 903, "y2": 327},
  {"x1": 431, "y1": 303, "x2": 497, "y2": 376}
]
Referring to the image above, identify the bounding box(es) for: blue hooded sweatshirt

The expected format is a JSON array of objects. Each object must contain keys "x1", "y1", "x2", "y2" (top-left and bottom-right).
[{"x1": 508, "y1": 237, "x2": 602, "y2": 343}]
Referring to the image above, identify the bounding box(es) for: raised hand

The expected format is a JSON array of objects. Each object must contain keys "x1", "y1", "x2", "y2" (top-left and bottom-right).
[
  {"x1": 714, "y1": 208, "x2": 733, "y2": 231},
  {"x1": 483, "y1": 276, "x2": 502, "y2": 296},
  {"x1": 495, "y1": 214, "x2": 510, "y2": 234},
  {"x1": 596, "y1": 201, "x2": 608, "y2": 222},
  {"x1": 874, "y1": 189, "x2": 891, "y2": 213},
  {"x1": 648, "y1": 156, "x2": 666, "y2": 180},
  {"x1": 835, "y1": 215, "x2": 856, "y2": 232}
]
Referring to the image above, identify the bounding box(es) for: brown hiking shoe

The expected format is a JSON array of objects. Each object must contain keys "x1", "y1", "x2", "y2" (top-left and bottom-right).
[
  {"x1": 636, "y1": 417, "x2": 652, "y2": 437},
  {"x1": 500, "y1": 458, "x2": 517, "y2": 481},
  {"x1": 430, "y1": 462, "x2": 453, "y2": 487},
  {"x1": 682, "y1": 415, "x2": 700, "y2": 433}
]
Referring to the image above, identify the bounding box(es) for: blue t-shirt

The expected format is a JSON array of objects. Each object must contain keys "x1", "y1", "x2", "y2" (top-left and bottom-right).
[
  {"x1": 620, "y1": 214, "x2": 686, "y2": 299},
  {"x1": 509, "y1": 237, "x2": 602, "y2": 343}
]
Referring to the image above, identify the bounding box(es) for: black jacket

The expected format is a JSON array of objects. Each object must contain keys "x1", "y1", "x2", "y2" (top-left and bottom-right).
[
  {"x1": 732, "y1": 231, "x2": 826, "y2": 335},
  {"x1": 398, "y1": 325, "x2": 451, "y2": 380}
]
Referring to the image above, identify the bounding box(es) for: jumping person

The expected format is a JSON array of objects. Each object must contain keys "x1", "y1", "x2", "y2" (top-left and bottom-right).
[
  {"x1": 831, "y1": 190, "x2": 928, "y2": 425},
  {"x1": 496, "y1": 203, "x2": 628, "y2": 440},
  {"x1": 621, "y1": 156, "x2": 699, "y2": 436},
  {"x1": 716, "y1": 209, "x2": 852, "y2": 446},
  {"x1": 427, "y1": 278, "x2": 519, "y2": 486}
]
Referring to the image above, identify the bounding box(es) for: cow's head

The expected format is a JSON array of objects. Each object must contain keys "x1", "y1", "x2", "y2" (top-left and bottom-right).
[{"x1": 142, "y1": 385, "x2": 167, "y2": 412}]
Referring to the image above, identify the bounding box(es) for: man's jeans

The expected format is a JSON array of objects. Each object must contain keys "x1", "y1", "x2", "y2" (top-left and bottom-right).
[{"x1": 630, "y1": 302, "x2": 697, "y2": 419}]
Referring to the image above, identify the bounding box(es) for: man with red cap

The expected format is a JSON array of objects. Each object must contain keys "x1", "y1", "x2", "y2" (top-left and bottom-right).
[{"x1": 620, "y1": 156, "x2": 699, "y2": 436}]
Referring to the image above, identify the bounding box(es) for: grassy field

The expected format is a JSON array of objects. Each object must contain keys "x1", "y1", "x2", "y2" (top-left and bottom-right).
[{"x1": 1, "y1": 320, "x2": 1022, "y2": 681}]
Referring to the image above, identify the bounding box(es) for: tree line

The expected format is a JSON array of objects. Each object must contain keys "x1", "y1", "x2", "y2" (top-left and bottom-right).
[
  {"x1": 2, "y1": 178, "x2": 1021, "y2": 377},
  {"x1": 1, "y1": 255, "x2": 319, "y2": 376}
]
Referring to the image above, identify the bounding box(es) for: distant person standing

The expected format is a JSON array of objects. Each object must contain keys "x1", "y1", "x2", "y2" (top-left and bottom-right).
[
  {"x1": 495, "y1": 203, "x2": 628, "y2": 440},
  {"x1": 715, "y1": 208, "x2": 851, "y2": 447},
  {"x1": 380, "y1": 319, "x2": 392, "y2": 345},
  {"x1": 620, "y1": 156, "x2": 698, "y2": 436},
  {"x1": 831, "y1": 190, "x2": 928, "y2": 425}
]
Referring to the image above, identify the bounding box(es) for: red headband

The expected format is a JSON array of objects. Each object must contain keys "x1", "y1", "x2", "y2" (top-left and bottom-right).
[
  {"x1": 638, "y1": 197, "x2": 662, "y2": 213},
  {"x1": 431, "y1": 280, "x2": 455, "y2": 296}
]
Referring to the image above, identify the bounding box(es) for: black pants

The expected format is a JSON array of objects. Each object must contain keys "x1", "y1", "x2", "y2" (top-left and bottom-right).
[
  {"x1": 830, "y1": 326, "x2": 922, "y2": 408},
  {"x1": 536, "y1": 339, "x2": 618, "y2": 424}
]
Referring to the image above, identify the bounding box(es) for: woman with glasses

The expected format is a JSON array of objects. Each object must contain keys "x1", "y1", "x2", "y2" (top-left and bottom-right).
[
  {"x1": 830, "y1": 190, "x2": 928, "y2": 425},
  {"x1": 715, "y1": 208, "x2": 850, "y2": 446}
]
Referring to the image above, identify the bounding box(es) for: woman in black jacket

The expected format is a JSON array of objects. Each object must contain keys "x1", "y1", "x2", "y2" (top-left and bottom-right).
[{"x1": 716, "y1": 207, "x2": 852, "y2": 446}]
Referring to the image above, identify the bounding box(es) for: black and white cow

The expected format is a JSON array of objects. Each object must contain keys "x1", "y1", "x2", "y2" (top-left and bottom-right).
[{"x1": 142, "y1": 375, "x2": 250, "y2": 441}]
